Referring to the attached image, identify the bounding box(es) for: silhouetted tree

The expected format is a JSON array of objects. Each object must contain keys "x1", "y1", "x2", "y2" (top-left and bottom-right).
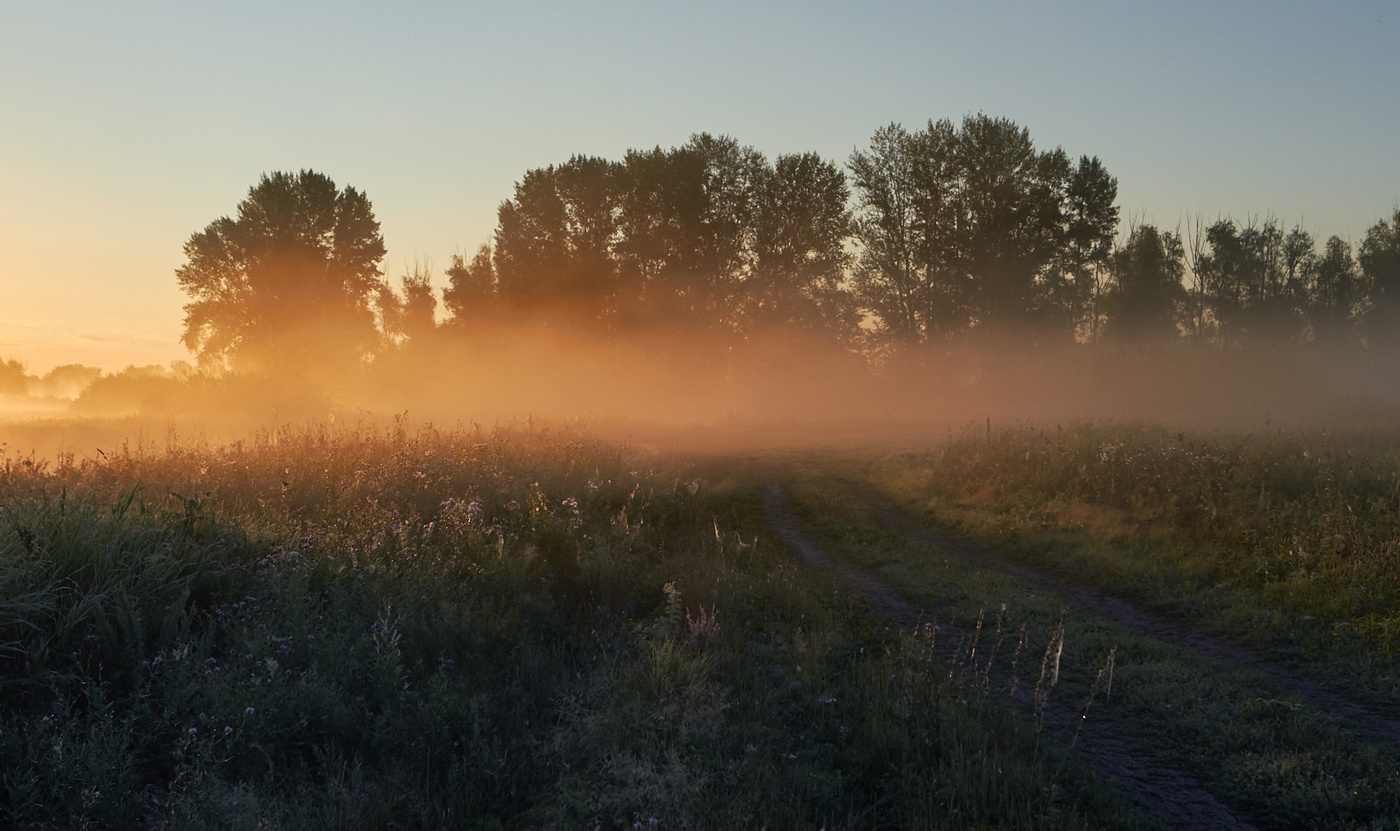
[
  {"x1": 485, "y1": 134, "x2": 852, "y2": 337},
  {"x1": 1360, "y1": 208, "x2": 1400, "y2": 351},
  {"x1": 0, "y1": 358, "x2": 28, "y2": 395},
  {"x1": 493, "y1": 156, "x2": 623, "y2": 319},
  {"x1": 1195, "y1": 218, "x2": 1308, "y2": 345},
  {"x1": 688, "y1": 132, "x2": 767, "y2": 296},
  {"x1": 1102, "y1": 224, "x2": 1185, "y2": 340},
  {"x1": 1308, "y1": 235, "x2": 1362, "y2": 346},
  {"x1": 748, "y1": 152, "x2": 853, "y2": 333},
  {"x1": 848, "y1": 124, "x2": 926, "y2": 339},
  {"x1": 850, "y1": 116, "x2": 1117, "y2": 342},
  {"x1": 1052, "y1": 156, "x2": 1120, "y2": 340},
  {"x1": 177, "y1": 170, "x2": 386, "y2": 372},
  {"x1": 376, "y1": 260, "x2": 438, "y2": 346},
  {"x1": 442, "y1": 244, "x2": 497, "y2": 326},
  {"x1": 612, "y1": 144, "x2": 715, "y2": 327}
]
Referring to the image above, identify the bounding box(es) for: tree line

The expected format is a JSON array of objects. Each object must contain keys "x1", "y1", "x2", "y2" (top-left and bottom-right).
[{"x1": 174, "y1": 116, "x2": 1400, "y2": 373}]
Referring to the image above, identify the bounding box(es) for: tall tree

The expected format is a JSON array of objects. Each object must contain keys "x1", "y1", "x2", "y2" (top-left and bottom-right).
[
  {"x1": 848, "y1": 124, "x2": 927, "y2": 339},
  {"x1": 1194, "y1": 218, "x2": 1309, "y2": 345},
  {"x1": 749, "y1": 152, "x2": 853, "y2": 333},
  {"x1": 1102, "y1": 224, "x2": 1185, "y2": 341},
  {"x1": 688, "y1": 133, "x2": 767, "y2": 299},
  {"x1": 493, "y1": 156, "x2": 622, "y2": 319},
  {"x1": 176, "y1": 170, "x2": 386, "y2": 371},
  {"x1": 850, "y1": 116, "x2": 1117, "y2": 342},
  {"x1": 485, "y1": 134, "x2": 852, "y2": 337},
  {"x1": 442, "y1": 244, "x2": 497, "y2": 326},
  {"x1": 1052, "y1": 156, "x2": 1120, "y2": 340},
  {"x1": 944, "y1": 117, "x2": 1064, "y2": 332},
  {"x1": 1308, "y1": 235, "x2": 1362, "y2": 345},
  {"x1": 612, "y1": 144, "x2": 713, "y2": 326},
  {"x1": 1359, "y1": 208, "x2": 1400, "y2": 351}
]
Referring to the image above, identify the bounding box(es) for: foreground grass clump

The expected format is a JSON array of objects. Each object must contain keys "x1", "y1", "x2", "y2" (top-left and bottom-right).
[{"x1": 0, "y1": 423, "x2": 1133, "y2": 829}]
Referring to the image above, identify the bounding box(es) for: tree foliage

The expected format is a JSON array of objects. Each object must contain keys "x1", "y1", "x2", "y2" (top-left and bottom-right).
[
  {"x1": 443, "y1": 244, "x2": 497, "y2": 326},
  {"x1": 849, "y1": 116, "x2": 1118, "y2": 342},
  {"x1": 176, "y1": 170, "x2": 387, "y2": 372},
  {"x1": 1308, "y1": 235, "x2": 1363, "y2": 345},
  {"x1": 172, "y1": 125, "x2": 1398, "y2": 372},
  {"x1": 1103, "y1": 225, "x2": 1185, "y2": 340},
  {"x1": 1360, "y1": 209, "x2": 1400, "y2": 349},
  {"x1": 484, "y1": 135, "x2": 851, "y2": 336},
  {"x1": 377, "y1": 261, "x2": 439, "y2": 346}
]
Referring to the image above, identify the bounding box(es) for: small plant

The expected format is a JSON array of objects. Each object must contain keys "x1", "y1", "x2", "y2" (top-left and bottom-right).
[{"x1": 685, "y1": 605, "x2": 719, "y2": 646}]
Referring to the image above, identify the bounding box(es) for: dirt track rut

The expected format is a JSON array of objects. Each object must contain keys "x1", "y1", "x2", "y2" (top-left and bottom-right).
[
  {"x1": 845, "y1": 482, "x2": 1400, "y2": 752},
  {"x1": 762, "y1": 483, "x2": 1258, "y2": 831}
]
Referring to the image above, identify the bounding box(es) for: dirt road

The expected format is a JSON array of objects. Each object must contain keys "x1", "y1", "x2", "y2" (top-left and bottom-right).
[{"x1": 763, "y1": 483, "x2": 1261, "y2": 831}]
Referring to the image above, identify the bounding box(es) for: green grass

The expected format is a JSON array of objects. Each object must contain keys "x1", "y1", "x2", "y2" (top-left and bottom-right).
[
  {"x1": 864, "y1": 424, "x2": 1400, "y2": 675},
  {"x1": 0, "y1": 423, "x2": 1143, "y2": 829},
  {"x1": 813, "y1": 423, "x2": 1400, "y2": 828}
]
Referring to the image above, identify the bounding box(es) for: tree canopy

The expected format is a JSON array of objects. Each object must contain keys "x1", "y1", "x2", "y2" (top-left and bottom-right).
[
  {"x1": 174, "y1": 124, "x2": 1399, "y2": 375},
  {"x1": 177, "y1": 170, "x2": 387, "y2": 372},
  {"x1": 1360, "y1": 209, "x2": 1400, "y2": 349},
  {"x1": 474, "y1": 135, "x2": 852, "y2": 336},
  {"x1": 848, "y1": 116, "x2": 1119, "y2": 342}
]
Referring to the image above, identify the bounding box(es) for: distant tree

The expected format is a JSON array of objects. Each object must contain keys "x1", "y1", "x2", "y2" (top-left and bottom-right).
[
  {"x1": 0, "y1": 358, "x2": 29, "y2": 395},
  {"x1": 848, "y1": 124, "x2": 926, "y2": 339},
  {"x1": 486, "y1": 134, "x2": 853, "y2": 337},
  {"x1": 493, "y1": 156, "x2": 624, "y2": 320},
  {"x1": 176, "y1": 170, "x2": 387, "y2": 372},
  {"x1": 850, "y1": 115, "x2": 1118, "y2": 342},
  {"x1": 1102, "y1": 224, "x2": 1185, "y2": 340},
  {"x1": 1193, "y1": 218, "x2": 1307, "y2": 345},
  {"x1": 34, "y1": 364, "x2": 103, "y2": 398},
  {"x1": 442, "y1": 244, "x2": 497, "y2": 326},
  {"x1": 376, "y1": 260, "x2": 439, "y2": 346},
  {"x1": 1359, "y1": 208, "x2": 1400, "y2": 350},
  {"x1": 687, "y1": 133, "x2": 769, "y2": 322},
  {"x1": 1308, "y1": 235, "x2": 1362, "y2": 345},
  {"x1": 938, "y1": 116, "x2": 1065, "y2": 333},
  {"x1": 748, "y1": 152, "x2": 853, "y2": 333},
  {"x1": 1055, "y1": 156, "x2": 1121, "y2": 340},
  {"x1": 612, "y1": 144, "x2": 714, "y2": 326}
]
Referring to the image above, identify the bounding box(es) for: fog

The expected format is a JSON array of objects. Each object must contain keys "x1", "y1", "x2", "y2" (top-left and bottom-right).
[{"x1": 3, "y1": 323, "x2": 1397, "y2": 461}]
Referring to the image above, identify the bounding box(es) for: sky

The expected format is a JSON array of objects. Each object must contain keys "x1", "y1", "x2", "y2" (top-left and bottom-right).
[{"x1": 2, "y1": 0, "x2": 1397, "y2": 374}]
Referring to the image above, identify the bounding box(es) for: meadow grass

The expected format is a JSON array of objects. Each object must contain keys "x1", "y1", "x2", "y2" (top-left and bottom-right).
[
  {"x1": 813, "y1": 424, "x2": 1400, "y2": 828},
  {"x1": 0, "y1": 422, "x2": 1144, "y2": 829},
  {"x1": 867, "y1": 424, "x2": 1400, "y2": 678}
]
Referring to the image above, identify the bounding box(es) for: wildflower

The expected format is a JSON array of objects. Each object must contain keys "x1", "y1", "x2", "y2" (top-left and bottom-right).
[{"x1": 245, "y1": 707, "x2": 255, "y2": 716}]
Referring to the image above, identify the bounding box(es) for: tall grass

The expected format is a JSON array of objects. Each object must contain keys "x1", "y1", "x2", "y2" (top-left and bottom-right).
[
  {"x1": 0, "y1": 422, "x2": 1139, "y2": 829},
  {"x1": 872, "y1": 421, "x2": 1400, "y2": 717}
]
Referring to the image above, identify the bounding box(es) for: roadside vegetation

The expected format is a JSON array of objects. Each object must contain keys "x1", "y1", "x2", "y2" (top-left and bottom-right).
[
  {"x1": 872, "y1": 423, "x2": 1400, "y2": 674},
  {"x1": 0, "y1": 424, "x2": 1148, "y2": 829},
  {"x1": 792, "y1": 422, "x2": 1400, "y2": 827}
]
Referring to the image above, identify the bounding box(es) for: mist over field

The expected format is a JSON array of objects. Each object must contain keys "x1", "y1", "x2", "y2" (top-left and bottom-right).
[
  {"x1": 4, "y1": 119, "x2": 1400, "y2": 459},
  {"x1": 3, "y1": 330, "x2": 1398, "y2": 461}
]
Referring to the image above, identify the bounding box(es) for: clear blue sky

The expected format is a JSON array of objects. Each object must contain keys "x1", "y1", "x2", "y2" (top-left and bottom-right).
[{"x1": 2, "y1": 0, "x2": 1397, "y2": 371}]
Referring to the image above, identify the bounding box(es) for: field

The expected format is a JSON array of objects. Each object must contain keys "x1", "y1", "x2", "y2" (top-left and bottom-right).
[{"x1": 2, "y1": 419, "x2": 1399, "y2": 829}]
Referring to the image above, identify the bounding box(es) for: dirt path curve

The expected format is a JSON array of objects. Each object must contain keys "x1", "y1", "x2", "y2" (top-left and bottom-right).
[
  {"x1": 843, "y1": 480, "x2": 1400, "y2": 752},
  {"x1": 762, "y1": 484, "x2": 1258, "y2": 831}
]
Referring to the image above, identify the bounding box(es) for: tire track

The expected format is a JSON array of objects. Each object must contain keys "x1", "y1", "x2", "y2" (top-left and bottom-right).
[
  {"x1": 763, "y1": 483, "x2": 1258, "y2": 831},
  {"x1": 844, "y1": 481, "x2": 1400, "y2": 751}
]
